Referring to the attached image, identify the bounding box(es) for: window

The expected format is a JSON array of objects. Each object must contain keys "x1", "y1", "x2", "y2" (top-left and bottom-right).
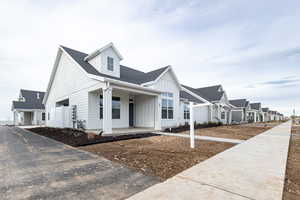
[
  {"x1": 99, "y1": 95, "x2": 103, "y2": 119},
  {"x1": 42, "y1": 113, "x2": 46, "y2": 121},
  {"x1": 99, "y1": 95, "x2": 120, "y2": 119},
  {"x1": 221, "y1": 112, "x2": 225, "y2": 119},
  {"x1": 107, "y1": 56, "x2": 114, "y2": 71},
  {"x1": 112, "y1": 97, "x2": 120, "y2": 119},
  {"x1": 48, "y1": 113, "x2": 50, "y2": 120},
  {"x1": 162, "y1": 92, "x2": 173, "y2": 119},
  {"x1": 184, "y1": 103, "x2": 190, "y2": 119}
]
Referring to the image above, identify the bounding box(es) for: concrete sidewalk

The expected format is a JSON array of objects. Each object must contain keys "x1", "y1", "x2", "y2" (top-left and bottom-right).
[
  {"x1": 155, "y1": 132, "x2": 244, "y2": 144},
  {"x1": 128, "y1": 121, "x2": 292, "y2": 200}
]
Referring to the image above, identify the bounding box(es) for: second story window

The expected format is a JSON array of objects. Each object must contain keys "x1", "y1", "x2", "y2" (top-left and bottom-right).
[{"x1": 107, "y1": 56, "x2": 114, "y2": 71}]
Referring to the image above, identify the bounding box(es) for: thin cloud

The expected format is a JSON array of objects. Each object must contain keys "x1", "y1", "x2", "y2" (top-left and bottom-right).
[{"x1": 1, "y1": 0, "x2": 300, "y2": 119}]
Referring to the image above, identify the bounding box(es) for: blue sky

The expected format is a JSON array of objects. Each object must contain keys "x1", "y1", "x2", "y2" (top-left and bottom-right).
[{"x1": 0, "y1": 0, "x2": 299, "y2": 120}]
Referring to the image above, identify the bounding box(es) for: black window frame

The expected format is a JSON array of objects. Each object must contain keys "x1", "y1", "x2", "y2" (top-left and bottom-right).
[
  {"x1": 42, "y1": 112, "x2": 46, "y2": 121},
  {"x1": 184, "y1": 103, "x2": 190, "y2": 120},
  {"x1": 99, "y1": 95, "x2": 120, "y2": 119},
  {"x1": 107, "y1": 56, "x2": 114, "y2": 71},
  {"x1": 161, "y1": 92, "x2": 174, "y2": 119}
]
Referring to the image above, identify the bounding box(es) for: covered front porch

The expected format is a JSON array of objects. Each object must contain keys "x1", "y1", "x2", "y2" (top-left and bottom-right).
[
  {"x1": 87, "y1": 82, "x2": 162, "y2": 135},
  {"x1": 13, "y1": 109, "x2": 45, "y2": 126}
]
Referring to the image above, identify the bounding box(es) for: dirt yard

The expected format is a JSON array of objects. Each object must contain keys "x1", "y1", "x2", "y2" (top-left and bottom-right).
[
  {"x1": 283, "y1": 125, "x2": 300, "y2": 200},
  {"x1": 181, "y1": 123, "x2": 278, "y2": 140},
  {"x1": 79, "y1": 136, "x2": 235, "y2": 180}
]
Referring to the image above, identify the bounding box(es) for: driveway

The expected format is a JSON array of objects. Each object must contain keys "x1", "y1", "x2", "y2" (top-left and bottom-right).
[{"x1": 0, "y1": 126, "x2": 159, "y2": 200}]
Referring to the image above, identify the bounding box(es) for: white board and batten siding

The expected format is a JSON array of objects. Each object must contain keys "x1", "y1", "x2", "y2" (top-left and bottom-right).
[
  {"x1": 135, "y1": 95, "x2": 155, "y2": 128},
  {"x1": 45, "y1": 51, "x2": 102, "y2": 128},
  {"x1": 88, "y1": 46, "x2": 121, "y2": 78},
  {"x1": 179, "y1": 101, "x2": 209, "y2": 125},
  {"x1": 149, "y1": 70, "x2": 181, "y2": 128}
]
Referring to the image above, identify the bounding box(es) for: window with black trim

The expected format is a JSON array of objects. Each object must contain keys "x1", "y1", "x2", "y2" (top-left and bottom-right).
[
  {"x1": 99, "y1": 95, "x2": 120, "y2": 119},
  {"x1": 184, "y1": 103, "x2": 190, "y2": 119},
  {"x1": 42, "y1": 113, "x2": 46, "y2": 121},
  {"x1": 107, "y1": 56, "x2": 114, "y2": 71},
  {"x1": 99, "y1": 95, "x2": 103, "y2": 119},
  {"x1": 112, "y1": 97, "x2": 120, "y2": 119},
  {"x1": 162, "y1": 93, "x2": 173, "y2": 119},
  {"x1": 221, "y1": 112, "x2": 225, "y2": 119}
]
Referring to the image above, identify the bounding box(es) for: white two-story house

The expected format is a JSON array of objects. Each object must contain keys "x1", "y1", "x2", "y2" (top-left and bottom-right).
[{"x1": 43, "y1": 43, "x2": 184, "y2": 135}]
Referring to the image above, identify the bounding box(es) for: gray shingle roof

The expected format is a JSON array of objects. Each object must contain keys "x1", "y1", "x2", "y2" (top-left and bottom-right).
[
  {"x1": 245, "y1": 101, "x2": 250, "y2": 107},
  {"x1": 12, "y1": 89, "x2": 45, "y2": 110},
  {"x1": 182, "y1": 84, "x2": 224, "y2": 102},
  {"x1": 61, "y1": 46, "x2": 168, "y2": 85},
  {"x1": 250, "y1": 103, "x2": 261, "y2": 110},
  {"x1": 180, "y1": 91, "x2": 204, "y2": 104},
  {"x1": 229, "y1": 99, "x2": 247, "y2": 108},
  {"x1": 262, "y1": 107, "x2": 269, "y2": 112}
]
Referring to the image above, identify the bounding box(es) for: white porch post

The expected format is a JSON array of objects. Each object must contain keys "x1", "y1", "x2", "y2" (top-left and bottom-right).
[
  {"x1": 254, "y1": 111, "x2": 257, "y2": 123},
  {"x1": 210, "y1": 105, "x2": 213, "y2": 122},
  {"x1": 154, "y1": 95, "x2": 162, "y2": 130},
  {"x1": 103, "y1": 87, "x2": 112, "y2": 134},
  {"x1": 189, "y1": 102, "x2": 195, "y2": 148},
  {"x1": 13, "y1": 111, "x2": 18, "y2": 125},
  {"x1": 32, "y1": 111, "x2": 37, "y2": 125},
  {"x1": 229, "y1": 110, "x2": 232, "y2": 124}
]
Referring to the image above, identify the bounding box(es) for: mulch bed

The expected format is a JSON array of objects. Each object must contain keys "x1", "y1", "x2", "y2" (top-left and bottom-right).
[
  {"x1": 164, "y1": 123, "x2": 222, "y2": 133},
  {"x1": 27, "y1": 127, "x2": 157, "y2": 147},
  {"x1": 283, "y1": 126, "x2": 300, "y2": 200}
]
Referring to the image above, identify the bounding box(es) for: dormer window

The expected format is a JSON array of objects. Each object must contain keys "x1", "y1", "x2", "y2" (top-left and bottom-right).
[
  {"x1": 19, "y1": 96, "x2": 25, "y2": 102},
  {"x1": 107, "y1": 56, "x2": 114, "y2": 71}
]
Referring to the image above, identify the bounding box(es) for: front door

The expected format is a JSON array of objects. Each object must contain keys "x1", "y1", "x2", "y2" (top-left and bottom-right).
[{"x1": 129, "y1": 103, "x2": 134, "y2": 127}]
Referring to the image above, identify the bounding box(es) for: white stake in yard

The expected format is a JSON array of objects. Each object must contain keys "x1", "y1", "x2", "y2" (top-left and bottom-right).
[{"x1": 189, "y1": 102, "x2": 211, "y2": 148}]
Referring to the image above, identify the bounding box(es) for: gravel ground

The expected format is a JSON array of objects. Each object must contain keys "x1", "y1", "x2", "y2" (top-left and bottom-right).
[
  {"x1": 181, "y1": 124, "x2": 275, "y2": 140},
  {"x1": 79, "y1": 136, "x2": 235, "y2": 180},
  {"x1": 283, "y1": 125, "x2": 300, "y2": 200}
]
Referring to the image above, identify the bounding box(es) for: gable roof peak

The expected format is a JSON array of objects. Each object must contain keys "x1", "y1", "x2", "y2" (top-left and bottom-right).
[{"x1": 84, "y1": 42, "x2": 123, "y2": 62}]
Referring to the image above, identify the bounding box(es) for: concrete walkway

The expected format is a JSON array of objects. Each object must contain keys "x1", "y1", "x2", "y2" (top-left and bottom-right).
[
  {"x1": 0, "y1": 126, "x2": 159, "y2": 200},
  {"x1": 155, "y1": 132, "x2": 244, "y2": 144},
  {"x1": 128, "y1": 121, "x2": 292, "y2": 200}
]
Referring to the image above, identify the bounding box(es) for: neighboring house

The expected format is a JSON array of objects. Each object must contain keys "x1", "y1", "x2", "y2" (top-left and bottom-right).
[
  {"x1": 268, "y1": 110, "x2": 275, "y2": 121},
  {"x1": 181, "y1": 85, "x2": 233, "y2": 124},
  {"x1": 179, "y1": 89, "x2": 211, "y2": 125},
  {"x1": 229, "y1": 99, "x2": 250, "y2": 123},
  {"x1": 12, "y1": 89, "x2": 46, "y2": 126},
  {"x1": 248, "y1": 103, "x2": 263, "y2": 122},
  {"x1": 262, "y1": 108, "x2": 270, "y2": 122},
  {"x1": 43, "y1": 43, "x2": 185, "y2": 135}
]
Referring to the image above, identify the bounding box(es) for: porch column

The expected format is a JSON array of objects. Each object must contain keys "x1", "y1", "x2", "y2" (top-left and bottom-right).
[
  {"x1": 33, "y1": 111, "x2": 37, "y2": 125},
  {"x1": 13, "y1": 111, "x2": 18, "y2": 125},
  {"x1": 209, "y1": 105, "x2": 213, "y2": 122},
  {"x1": 103, "y1": 87, "x2": 112, "y2": 134},
  {"x1": 229, "y1": 110, "x2": 232, "y2": 124},
  {"x1": 254, "y1": 112, "x2": 257, "y2": 123},
  {"x1": 154, "y1": 95, "x2": 162, "y2": 130}
]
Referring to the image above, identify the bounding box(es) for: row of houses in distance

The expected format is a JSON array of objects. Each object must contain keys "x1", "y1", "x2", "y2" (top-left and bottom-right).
[{"x1": 11, "y1": 43, "x2": 284, "y2": 134}]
